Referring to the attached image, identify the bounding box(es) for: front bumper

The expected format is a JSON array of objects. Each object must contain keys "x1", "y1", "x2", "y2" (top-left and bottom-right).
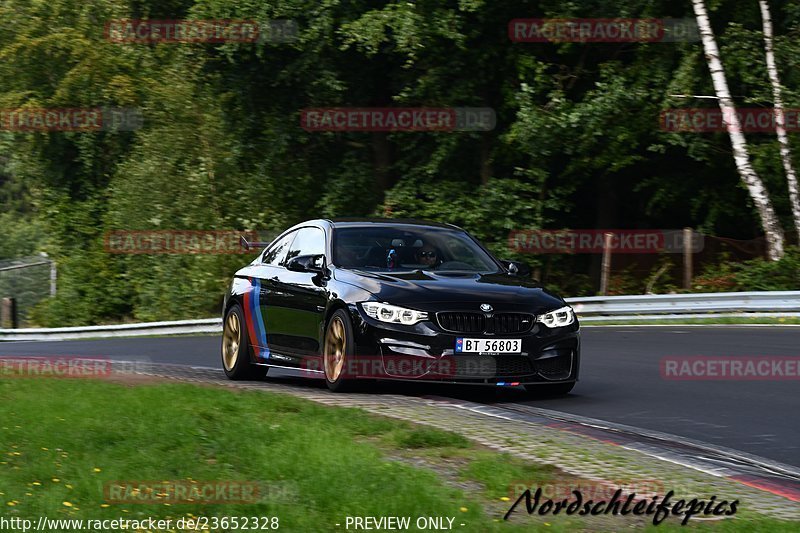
[{"x1": 348, "y1": 304, "x2": 580, "y2": 385}]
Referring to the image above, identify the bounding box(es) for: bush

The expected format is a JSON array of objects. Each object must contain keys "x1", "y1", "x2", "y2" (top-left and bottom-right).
[
  {"x1": 692, "y1": 247, "x2": 800, "y2": 292},
  {"x1": 731, "y1": 246, "x2": 800, "y2": 291}
]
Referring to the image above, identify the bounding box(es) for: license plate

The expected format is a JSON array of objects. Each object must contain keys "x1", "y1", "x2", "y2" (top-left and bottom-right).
[{"x1": 455, "y1": 338, "x2": 522, "y2": 354}]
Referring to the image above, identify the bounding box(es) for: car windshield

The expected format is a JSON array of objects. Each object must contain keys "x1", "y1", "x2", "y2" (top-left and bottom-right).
[{"x1": 333, "y1": 225, "x2": 501, "y2": 273}]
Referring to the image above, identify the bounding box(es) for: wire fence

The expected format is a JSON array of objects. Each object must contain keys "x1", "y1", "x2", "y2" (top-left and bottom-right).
[
  {"x1": 0, "y1": 255, "x2": 55, "y2": 326},
  {"x1": 537, "y1": 234, "x2": 770, "y2": 296}
]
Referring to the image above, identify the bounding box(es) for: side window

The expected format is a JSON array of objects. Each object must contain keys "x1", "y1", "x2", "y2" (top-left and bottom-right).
[
  {"x1": 286, "y1": 227, "x2": 325, "y2": 263},
  {"x1": 262, "y1": 231, "x2": 296, "y2": 266}
]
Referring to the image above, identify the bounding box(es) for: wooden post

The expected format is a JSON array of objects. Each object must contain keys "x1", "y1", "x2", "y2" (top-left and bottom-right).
[
  {"x1": 50, "y1": 259, "x2": 57, "y2": 297},
  {"x1": 599, "y1": 232, "x2": 613, "y2": 295},
  {"x1": 683, "y1": 227, "x2": 693, "y2": 290},
  {"x1": 1, "y1": 297, "x2": 17, "y2": 329}
]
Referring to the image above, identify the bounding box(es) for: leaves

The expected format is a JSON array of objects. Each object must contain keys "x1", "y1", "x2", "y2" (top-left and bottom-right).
[{"x1": 1, "y1": 0, "x2": 799, "y2": 324}]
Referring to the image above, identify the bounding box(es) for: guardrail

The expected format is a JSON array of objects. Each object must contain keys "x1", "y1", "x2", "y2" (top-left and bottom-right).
[
  {"x1": 1, "y1": 291, "x2": 798, "y2": 340},
  {"x1": 0, "y1": 318, "x2": 222, "y2": 341},
  {"x1": 566, "y1": 290, "x2": 800, "y2": 323}
]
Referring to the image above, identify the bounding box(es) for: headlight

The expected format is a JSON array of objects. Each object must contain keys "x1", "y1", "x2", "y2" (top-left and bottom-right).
[
  {"x1": 361, "y1": 302, "x2": 428, "y2": 325},
  {"x1": 536, "y1": 306, "x2": 575, "y2": 328}
]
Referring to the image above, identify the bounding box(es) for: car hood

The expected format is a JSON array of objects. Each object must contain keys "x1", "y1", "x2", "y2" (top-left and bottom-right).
[{"x1": 334, "y1": 269, "x2": 566, "y2": 313}]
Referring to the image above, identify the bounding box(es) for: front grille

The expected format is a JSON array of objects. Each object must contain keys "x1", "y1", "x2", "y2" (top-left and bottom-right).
[
  {"x1": 494, "y1": 354, "x2": 535, "y2": 376},
  {"x1": 437, "y1": 311, "x2": 533, "y2": 334},
  {"x1": 450, "y1": 355, "x2": 535, "y2": 377},
  {"x1": 437, "y1": 312, "x2": 485, "y2": 333},
  {"x1": 494, "y1": 313, "x2": 534, "y2": 334}
]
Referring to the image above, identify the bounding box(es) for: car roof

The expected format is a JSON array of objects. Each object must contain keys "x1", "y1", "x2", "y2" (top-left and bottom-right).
[{"x1": 326, "y1": 218, "x2": 463, "y2": 230}]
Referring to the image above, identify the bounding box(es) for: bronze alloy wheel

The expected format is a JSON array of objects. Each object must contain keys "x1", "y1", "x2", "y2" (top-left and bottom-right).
[
  {"x1": 324, "y1": 315, "x2": 347, "y2": 382},
  {"x1": 222, "y1": 311, "x2": 241, "y2": 371}
]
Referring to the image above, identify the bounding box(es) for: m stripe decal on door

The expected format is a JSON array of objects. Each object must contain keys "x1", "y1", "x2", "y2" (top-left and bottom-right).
[{"x1": 243, "y1": 277, "x2": 270, "y2": 361}]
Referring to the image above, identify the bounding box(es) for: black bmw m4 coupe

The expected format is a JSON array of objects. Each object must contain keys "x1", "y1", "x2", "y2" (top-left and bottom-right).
[{"x1": 222, "y1": 219, "x2": 580, "y2": 394}]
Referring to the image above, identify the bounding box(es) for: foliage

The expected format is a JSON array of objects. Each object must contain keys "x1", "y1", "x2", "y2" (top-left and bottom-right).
[
  {"x1": 0, "y1": 0, "x2": 799, "y2": 324},
  {"x1": 730, "y1": 246, "x2": 800, "y2": 290},
  {"x1": 692, "y1": 247, "x2": 800, "y2": 292}
]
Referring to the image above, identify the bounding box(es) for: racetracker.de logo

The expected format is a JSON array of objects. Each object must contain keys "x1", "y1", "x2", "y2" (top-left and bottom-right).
[
  {"x1": 0, "y1": 357, "x2": 112, "y2": 378},
  {"x1": 660, "y1": 108, "x2": 800, "y2": 133},
  {"x1": 104, "y1": 230, "x2": 260, "y2": 255},
  {"x1": 509, "y1": 479, "x2": 666, "y2": 501},
  {"x1": 104, "y1": 481, "x2": 261, "y2": 504},
  {"x1": 508, "y1": 229, "x2": 704, "y2": 254},
  {"x1": 105, "y1": 19, "x2": 298, "y2": 43},
  {"x1": 0, "y1": 108, "x2": 142, "y2": 132},
  {"x1": 300, "y1": 107, "x2": 496, "y2": 132},
  {"x1": 302, "y1": 355, "x2": 497, "y2": 380},
  {"x1": 660, "y1": 356, "x2": 800, "y2": 380},
  {"x1": 508, "y1": 18, "x2": 699, "y2": 43}
]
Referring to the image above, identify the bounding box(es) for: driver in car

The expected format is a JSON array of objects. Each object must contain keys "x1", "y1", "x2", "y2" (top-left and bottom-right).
[{"x1": 414, "y1": 244, "x2": 440, "y2": 268}]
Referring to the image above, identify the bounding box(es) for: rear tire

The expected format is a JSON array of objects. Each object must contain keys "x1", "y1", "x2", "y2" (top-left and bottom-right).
[
  {"x1": 323, "y1": 309, "x2": 356, "y2": 392},
  {"x1": 524, "y1": 382, "x2": 575, "y2": 397},
  {"x1": 222, "y1": 304, "x2": 268, "y2": 380}
]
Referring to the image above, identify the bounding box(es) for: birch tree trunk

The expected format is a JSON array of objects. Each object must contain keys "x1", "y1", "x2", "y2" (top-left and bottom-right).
[
  {"x1": 691, "y1": 0, "x2": 785, "y2": 259},
  {"x1": 759, "y1": 0, "x2": 800, "y2": 241}
]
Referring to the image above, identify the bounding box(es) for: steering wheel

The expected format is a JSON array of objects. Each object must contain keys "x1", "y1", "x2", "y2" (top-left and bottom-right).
[{"x1": 435, "y1": 261, "x2": 474, "y2": 270}]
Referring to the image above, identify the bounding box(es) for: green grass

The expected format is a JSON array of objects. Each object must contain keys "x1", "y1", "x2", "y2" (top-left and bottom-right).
[
  {"x1": 0, "y1": 377, "x2": 545, "y2": 532},
  {"x1": 0, "y1": 377, "x2": 796, "y2": 532},
  {"x1": 391, "y1": 428, "x2": 472, "y2": 449}
]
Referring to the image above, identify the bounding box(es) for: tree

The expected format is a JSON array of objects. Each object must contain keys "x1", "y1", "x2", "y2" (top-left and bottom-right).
[
  {"x1": 692, "y1": 0, "x2": 785, "y2": 259},
  {"x1": 759, "y1": 0, "x2": 800, "y2": 242}
]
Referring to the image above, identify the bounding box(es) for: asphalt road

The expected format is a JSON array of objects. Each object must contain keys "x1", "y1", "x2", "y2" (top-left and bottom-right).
[{"x1": 1, "y1": 326, "x2": 798, "y2": 467}]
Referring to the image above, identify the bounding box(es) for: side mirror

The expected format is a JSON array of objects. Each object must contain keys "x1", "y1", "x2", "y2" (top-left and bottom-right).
[
  {"x1": 500, "y1": 259, "x2": 531, "y2": 277},
  {"x1": 286, "y1": 254, "x2": 327, "y2": 274}
]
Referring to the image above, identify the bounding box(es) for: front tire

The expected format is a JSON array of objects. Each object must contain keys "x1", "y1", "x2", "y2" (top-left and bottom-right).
[
  {"x1": 222, "y1": 304, "x2": 267, "y2": 380},
  {"x1": 323, "y1": 309, "x2": 356, "y2": 392}
]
